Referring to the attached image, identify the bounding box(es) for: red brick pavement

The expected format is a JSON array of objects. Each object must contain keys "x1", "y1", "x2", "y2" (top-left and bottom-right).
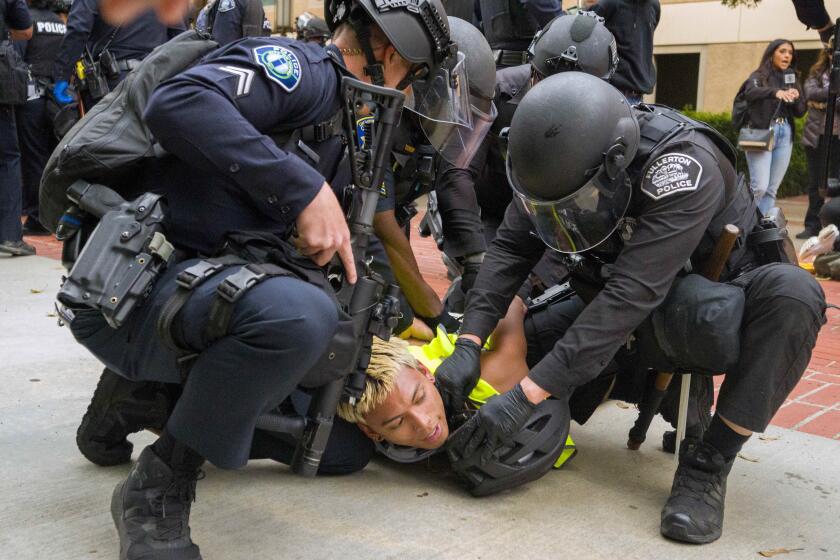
[{"x1": 23, "y1": 209, "x2": 840, "y2": 440}]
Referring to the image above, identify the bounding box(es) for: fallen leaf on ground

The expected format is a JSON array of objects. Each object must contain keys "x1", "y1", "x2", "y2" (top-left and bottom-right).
[
  {"x1": 758, "y1": 547, "x2": 804, "y2": 557},
  {"x1": 615, "y1": 401, "x2": 632, "y2": 409},
  {"x1": 759, "y1": 434, "x2": 780, "y2": 442},
  {"x1": 738, "y1": 453, "x2": 760, "y2": 463},
  {"x1": 46, "y1": 312, "x2": 57, "y2": 318},
  {"x1": 416, "y1": 492, "x2": 428, "y2": 498},
  {"x1": 30, "y1": 288, "x2": 43, "y2": 294}
]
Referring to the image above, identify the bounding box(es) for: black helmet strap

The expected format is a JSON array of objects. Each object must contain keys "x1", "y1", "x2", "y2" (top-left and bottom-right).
[{"x1": 349, "y1": 8, "x2": 386, "y2": 86}]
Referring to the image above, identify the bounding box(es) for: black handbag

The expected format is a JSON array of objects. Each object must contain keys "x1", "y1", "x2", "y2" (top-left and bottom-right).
[
  {"x1": 0, "y1": 40, "x2": 28, "y2": 105},
  {"x1": 737, "y1": 101, "x2": 782, "y2": 151}
]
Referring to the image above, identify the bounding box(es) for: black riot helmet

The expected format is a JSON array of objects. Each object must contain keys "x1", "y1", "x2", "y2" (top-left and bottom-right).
[
  {"x1": 326, "y1": 0, "x2": 475, "y2": 148},
  {"x1": 295, "y1": 12, "x2": 331, "y2": 45},
  {"x1": 447, "y1": 399, "x2": 571, "y2": 497},
  {"x1": 528, "y1": 12, "x2": 618, "y2": 81},
  {"x1": 506, "y1": 72, "x2": 639, "y2": 254},
  {"x1": 416, "y1": 16, "x2": 497, "y2": 168},
  {"x1": 325, "y1": 0, "x2": 453, "y2": 80}
]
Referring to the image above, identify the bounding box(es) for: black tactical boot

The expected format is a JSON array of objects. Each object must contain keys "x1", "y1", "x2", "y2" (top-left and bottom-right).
[
  {"x1": 661, "y1": 423, "x2": 704, "y2": 454},
  {"x1": 77, "y1": 369, "x2": 172, "y2": 466},
  {"x1": 111, "y1": 446, "x2": 202, "y2": 560},
  {"x1": 660, "y1": 440, "x2": 734, "y2": 544}
]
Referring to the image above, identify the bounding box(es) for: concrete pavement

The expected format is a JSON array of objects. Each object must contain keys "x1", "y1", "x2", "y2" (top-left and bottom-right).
[{"x1": 1, "y1": 255, "x2": 839, "y2": 559}]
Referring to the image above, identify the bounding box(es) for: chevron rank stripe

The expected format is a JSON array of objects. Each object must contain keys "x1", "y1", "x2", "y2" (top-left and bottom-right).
[{"x1": 219, "y1": 66, "x2": 255, "y2": 97}]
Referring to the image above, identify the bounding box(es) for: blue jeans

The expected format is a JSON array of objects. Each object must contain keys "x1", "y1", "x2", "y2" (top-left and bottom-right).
[{"x1": 745, "y1": 121, "x2": 793, "y2": 215}]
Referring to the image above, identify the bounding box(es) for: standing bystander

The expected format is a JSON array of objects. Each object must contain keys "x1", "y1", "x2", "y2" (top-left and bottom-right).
[{"x1": 800, "y1": 45, "x2": 840, "y2": 238}]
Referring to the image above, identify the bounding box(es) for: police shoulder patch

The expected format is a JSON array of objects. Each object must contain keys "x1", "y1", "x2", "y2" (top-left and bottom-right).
[
  {"x1": 641, "y1": 152, "x2": 704, "y2": 201},
  {"x1": 218, "y1": 0, "x2": 235, "y2": 12},
  {"x1": 253, "y1": 45, "x2": 302, "y2": 93}
]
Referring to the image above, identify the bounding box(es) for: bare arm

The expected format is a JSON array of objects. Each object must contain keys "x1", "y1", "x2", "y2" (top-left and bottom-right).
[
  {"x1": 477, "y1": 297, "x2": 530, "y2": 394},
  {"x1": 373, "y1": 209, "x2": 443, "y2": 318}
]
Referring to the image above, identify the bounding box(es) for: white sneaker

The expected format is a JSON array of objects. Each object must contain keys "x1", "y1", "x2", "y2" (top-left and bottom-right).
[{"x1": 799, "y1": 224, "x2": 840, "y2": 262}]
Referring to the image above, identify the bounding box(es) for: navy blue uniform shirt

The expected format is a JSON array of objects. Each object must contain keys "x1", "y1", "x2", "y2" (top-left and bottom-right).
[
  {"x1": 1, "y1": 0, "x2": 31, "y2": 35},
  {"x1": 141, "y1": 38, "x2": 346, "y2": 254},
  {"x1": 52, "y1": 0, "x2": 183, "y2": 82}
]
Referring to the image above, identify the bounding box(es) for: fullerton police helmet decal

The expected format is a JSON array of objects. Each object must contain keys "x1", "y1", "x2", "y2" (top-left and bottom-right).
[
  {"x1": 253, "y1": 45, "x2": 302, "y2": 92},
  {"x1": 641, "y1": 153, "x2": 703, "y2": 200},
  {"x1": 218, "y1": 0, "x2": 235, "y2": 12}
]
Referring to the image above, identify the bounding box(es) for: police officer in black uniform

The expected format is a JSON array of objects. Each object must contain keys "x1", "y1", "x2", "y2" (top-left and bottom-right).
[
  {"x1": 439, "y1": 73, "x2": 826, "y2": 544},
  {"x1": 0, "y1": 0, "x2": 34, "y2": 256},
  {"x1": 15, "y1": 0, "x2": 65, "y2": 235},
  {"x1": 62, "y1": 0, "x2": 461, "y2": 557},
  {"x1": 371, "y1": 16, "x2": 495, "y2": 326},
  {"x1": 477, "y1": 0, "x2": 563, "y2": 67},
  {"x1": 50, "y1": 0, "x2": 182, "y2": 111},
  {"x1": 438, "y1": 12, "x2": 616, "y2": 292},
  {"x1": 194, "y1": 0, "x2": 269, "y2": 46}
]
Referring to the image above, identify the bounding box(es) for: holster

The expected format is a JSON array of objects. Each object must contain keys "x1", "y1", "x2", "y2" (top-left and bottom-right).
[{"x1": 57, "y1": 183, "x2": 175, "y2": 329}]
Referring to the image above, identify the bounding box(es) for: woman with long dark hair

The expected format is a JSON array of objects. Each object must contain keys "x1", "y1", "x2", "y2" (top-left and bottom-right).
[
  {"x1": 800, "y1": 45, "x2": 840, "y2": 238},
  {"x1": 742, "y1": 39, "x2": 807, "y2": 214}
]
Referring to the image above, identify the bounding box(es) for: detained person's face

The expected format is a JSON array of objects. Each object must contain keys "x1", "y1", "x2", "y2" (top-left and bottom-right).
[
  {"x1": 359, "y1": 365, "x2": 449, "y2": 449},
  {"x1": 773, "y1": 43, "x2": 794, "y2": 71}
]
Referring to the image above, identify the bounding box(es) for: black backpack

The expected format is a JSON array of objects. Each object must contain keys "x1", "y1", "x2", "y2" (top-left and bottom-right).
[
  {"x1": 731, "y1": 79, "x2": 749, "y2": 130},
  {"x1": 39, "y1": 30, "x2": 219, "y2": 232}
]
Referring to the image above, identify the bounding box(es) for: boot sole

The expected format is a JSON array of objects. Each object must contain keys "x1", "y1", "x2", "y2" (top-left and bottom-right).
[{"x1": 660, "y1": 515, "x2": 722, "y2": 544}]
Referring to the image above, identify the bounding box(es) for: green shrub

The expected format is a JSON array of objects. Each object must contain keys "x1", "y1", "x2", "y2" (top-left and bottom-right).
[{"x1": 681, "y1": 109, "x2": 808, "y2": 199}]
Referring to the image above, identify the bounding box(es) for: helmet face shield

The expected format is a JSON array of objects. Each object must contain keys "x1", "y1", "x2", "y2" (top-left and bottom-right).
[
  {"x1": 407, "y1": 52, "x2": 491, "y2": 167},
  {"x1": 507, "y1": 156, "x2": 631, "y2": 254}
]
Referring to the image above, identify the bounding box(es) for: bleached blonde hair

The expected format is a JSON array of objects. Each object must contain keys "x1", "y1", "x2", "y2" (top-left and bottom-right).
[{"x1": 337, "y1": 336, "x2": 420, "y2": 424}]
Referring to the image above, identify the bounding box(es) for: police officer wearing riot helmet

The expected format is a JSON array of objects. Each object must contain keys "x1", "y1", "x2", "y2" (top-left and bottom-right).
[
  {"x1": 371, "y1": 16, "x2": 495, "y2": 326},
  {"x1": 477, "y1": 0, "x2": 563, "y2": 67},
  {"x1": 194, "y1": 0, "x2": 269, "y2": 47},
  {"x1": 439, "y1": 73, "x2": 825, "y2": 544},
  {"x1": 50, "y1": 0, "x2": 183, "y2": 111},
  {"x1": 295, "y1": 11, "x2": 330, "y2": 45},
  {"x1": 438, "y1": 11, "x2": 617, "y2": 292},
  {"x1": 63, "y1": 0, "x2": 461, "y2": 557},
  {"x1": 15, "y1": 0, "x2": 66, "y2": 236}
]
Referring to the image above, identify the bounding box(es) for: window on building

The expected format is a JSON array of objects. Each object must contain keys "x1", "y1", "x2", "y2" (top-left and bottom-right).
[{"x1": 653, "y1": 53, "x2": 700, "y2": 111}]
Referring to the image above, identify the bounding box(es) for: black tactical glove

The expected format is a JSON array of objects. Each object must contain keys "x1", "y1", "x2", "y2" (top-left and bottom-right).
[
  {"x1": 434, "y1": 337, "x2": 482, "y2": 414},
  {"x1": 459, "y1": 252, "x2": 484, "y2": 295},
  {"x1": 450, "y1": 384, "x2": 536, "y2": 463},
  {"x1": 418, "y1": 307, "x2": 461, "y2": 333}
]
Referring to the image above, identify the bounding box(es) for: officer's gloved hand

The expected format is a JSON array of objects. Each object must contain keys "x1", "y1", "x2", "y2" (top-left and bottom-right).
[
  {"x1": 434, "y1": 337, "x2": 482, "y2": 415},
  {"x1": 53, "y1": 81, "x2": 74, "y2": 105},
  {"x1": 418, "y1": 307, "x2": 461, "y2": 333},
  {"x1": 455, "y1": 384, "x2": 536, "y2": 463},
  {"x1": 459, "y1": 252, "x2": 484, "y2": 295}
]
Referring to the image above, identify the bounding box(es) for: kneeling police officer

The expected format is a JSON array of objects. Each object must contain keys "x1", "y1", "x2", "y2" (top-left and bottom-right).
[
  {"x1": 60, "y1": 0, "x2": 461, "y2": 557},
  {"x1": 439, "y1": 73, "x2": 826, "y2": 544}
]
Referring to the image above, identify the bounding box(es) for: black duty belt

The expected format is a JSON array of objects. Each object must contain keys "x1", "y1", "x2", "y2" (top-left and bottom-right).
[{"x1": 493, "y1": 49, "x2": 529, "y2": 67}]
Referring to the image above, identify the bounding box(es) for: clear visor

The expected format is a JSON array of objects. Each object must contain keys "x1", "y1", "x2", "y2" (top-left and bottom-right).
[
  {"x1": 424, "y1": 101, "x2": 496, "y2": 168},
  {"x1": 406, "y1": 52, "x2": 485, "y2": 167},
  {"x1": 507, "y1": 158, "x2": 631, "y2": 254}
]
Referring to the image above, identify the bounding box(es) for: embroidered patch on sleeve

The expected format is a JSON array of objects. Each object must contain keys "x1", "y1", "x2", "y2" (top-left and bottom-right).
[
  {"x1": 641, "y1": 152, "x2": 704, "y2": 201},
  {"x1": 252, "y1": 45, "x2": 302, "y2": 92},
  {"x1": 217, "y1": 0, "x2": 235, "y2": 12},
  {"x1": 218, "y1": 66, "x2": 254, "y2": 97}
]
